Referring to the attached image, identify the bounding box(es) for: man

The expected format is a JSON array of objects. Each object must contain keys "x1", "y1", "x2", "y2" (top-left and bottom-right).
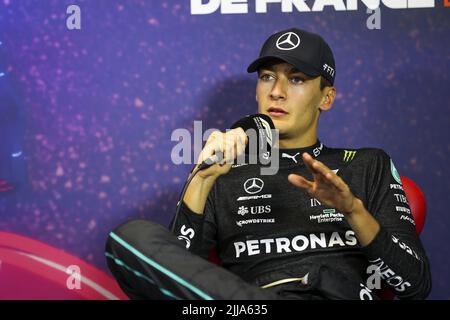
[{"x1": 105, "y1": 28, "x2": 431, "y2": 300}]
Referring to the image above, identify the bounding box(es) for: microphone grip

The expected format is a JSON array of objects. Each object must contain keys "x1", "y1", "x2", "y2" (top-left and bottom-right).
[{"x1": 197, "y1": 153, "x2": 222, "y2": 171}]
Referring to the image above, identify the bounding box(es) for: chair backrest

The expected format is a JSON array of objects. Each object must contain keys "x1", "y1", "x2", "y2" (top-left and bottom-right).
[{"x1": 400, "y1": 176, "x2": 427, "y2": 235}]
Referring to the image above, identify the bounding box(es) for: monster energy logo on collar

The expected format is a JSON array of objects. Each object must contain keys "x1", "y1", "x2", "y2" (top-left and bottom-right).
[
  {"x1": 390, "y1": 159, "x2": 402, "y2": 185},
  {"x1": 343, "y1": 150, "x2": 357, "y2": 162}
]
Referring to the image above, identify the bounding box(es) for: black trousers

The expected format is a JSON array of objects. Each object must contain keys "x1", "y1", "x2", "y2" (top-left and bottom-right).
[
  {"x1": 105, "y1": 219, "x2": 279, "y2": 300},
  {"x1": 105, "y1": 219, "x2": 378, "y2": 300}
]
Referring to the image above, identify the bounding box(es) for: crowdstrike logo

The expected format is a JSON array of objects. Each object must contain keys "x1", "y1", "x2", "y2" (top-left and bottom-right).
[
  {"x1": 236, "y1": 218, "x2": 275, "y2": 227},
  {"x1": 190, "y1": 1, "x2": 437, "y2": 15},
  {"x1": 276, "y1": 32, "x2": 300, "y2": 50}
]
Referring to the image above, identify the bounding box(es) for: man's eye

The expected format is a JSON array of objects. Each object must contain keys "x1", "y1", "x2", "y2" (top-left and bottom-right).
[
  {"x1": 259, "y1": 74, "x2": 273, "y2": 81},
  {"x1": 290, "y1": 77, "x2": 304, "y2": 84}
]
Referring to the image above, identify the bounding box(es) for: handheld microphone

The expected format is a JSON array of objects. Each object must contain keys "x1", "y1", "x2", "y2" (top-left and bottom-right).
[
  {"x1": 198, "y1": 114, "x2": 275, "y2": 170},
  {"x1": 171, "y1": 114, "x2": 276, "y2": 233}
]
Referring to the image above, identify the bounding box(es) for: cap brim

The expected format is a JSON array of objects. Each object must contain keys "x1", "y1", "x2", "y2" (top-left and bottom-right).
[{"x1": 247, "y1": 55, "x2": 321, "y2": 78}]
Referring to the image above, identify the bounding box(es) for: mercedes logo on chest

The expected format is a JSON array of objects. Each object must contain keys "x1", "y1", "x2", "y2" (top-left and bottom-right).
[
  {"x1": 276, "y1": 32, "x2": 300, "y2": 51},
  {"x1": 244, "y1": 178, "x2": 264, "y2": 194}
]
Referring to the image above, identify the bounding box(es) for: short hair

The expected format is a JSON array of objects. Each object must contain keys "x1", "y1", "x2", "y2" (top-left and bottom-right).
[{"x1": 320, "y1": 76, "x2": 332, "y2": 90}]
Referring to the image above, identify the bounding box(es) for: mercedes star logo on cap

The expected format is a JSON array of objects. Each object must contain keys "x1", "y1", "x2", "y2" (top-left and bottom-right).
[{"x1": 276, "y1": 32, "x2": 300, "y2": 51}]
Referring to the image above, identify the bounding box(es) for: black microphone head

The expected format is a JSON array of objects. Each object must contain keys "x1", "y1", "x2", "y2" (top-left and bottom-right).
[{"x1": 230, "y1": 114, "x2": 276, "y2": 156}]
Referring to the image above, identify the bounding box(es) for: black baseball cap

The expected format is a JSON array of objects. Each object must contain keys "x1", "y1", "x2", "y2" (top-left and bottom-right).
[{"x1": 247, "y1": 28, "x2": 336, "y2": 85}]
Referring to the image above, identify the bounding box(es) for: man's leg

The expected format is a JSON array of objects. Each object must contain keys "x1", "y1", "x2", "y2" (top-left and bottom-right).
[{"x1": 105, "y1": 219, "x2": 277, "y2": 300}]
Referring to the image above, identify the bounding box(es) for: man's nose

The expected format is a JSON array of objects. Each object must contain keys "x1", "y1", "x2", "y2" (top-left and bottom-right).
[{"x1": 270, "y1": 78, "x2": 287, "y2": 100}]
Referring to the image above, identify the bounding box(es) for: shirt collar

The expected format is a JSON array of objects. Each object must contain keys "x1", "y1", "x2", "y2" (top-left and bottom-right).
[{"x1": 276, "y1": 140, "x2": 324, "y2": 165}]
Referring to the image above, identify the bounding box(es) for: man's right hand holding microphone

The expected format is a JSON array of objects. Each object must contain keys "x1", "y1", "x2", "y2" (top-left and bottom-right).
[{"x1": 183, "y1": 128, "x2": 248, "y2": 214}]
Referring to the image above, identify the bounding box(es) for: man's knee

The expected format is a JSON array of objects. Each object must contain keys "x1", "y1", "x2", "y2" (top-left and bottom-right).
[
  {"x1": 106, "y1": 219, "x2": 180, "y2": 256},
  {"x1": 107, "y1": 219, "x2": 161, "y2": 250},
  {"x1": 111, "y1": 219, "x2": 157, "y2": 237}
]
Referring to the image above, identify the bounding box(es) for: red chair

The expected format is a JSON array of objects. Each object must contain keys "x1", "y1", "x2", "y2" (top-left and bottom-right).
[
  {"x1": 401, "y1": 176, "x2": 426, "y2": 235},
  {"x1": 0, "y1": 232, "x2": 128, "y2": 300}
]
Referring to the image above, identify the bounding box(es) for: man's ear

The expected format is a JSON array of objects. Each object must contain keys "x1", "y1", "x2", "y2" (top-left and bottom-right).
[{"x1": 319, "y1": 87, "x2": 336, "y2": 112}]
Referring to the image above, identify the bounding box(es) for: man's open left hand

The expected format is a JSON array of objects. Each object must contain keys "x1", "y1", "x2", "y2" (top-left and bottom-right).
[{"x1": 288, "y1": 152, "x2": 357, "y2": 214}]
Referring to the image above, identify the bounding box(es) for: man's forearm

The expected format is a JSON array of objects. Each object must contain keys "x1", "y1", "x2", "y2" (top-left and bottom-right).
[
  {"x1": 345, "y1": 198, "x2": 381, "y2": 247},
  {"x1": 182, "y1": 173, "x2": 217, "y2": 214}
]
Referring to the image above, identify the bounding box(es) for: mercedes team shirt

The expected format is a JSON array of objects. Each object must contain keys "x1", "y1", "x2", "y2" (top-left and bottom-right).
[{"x1": 172, "y1": 141, "x2": 431, "y2": 299}]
